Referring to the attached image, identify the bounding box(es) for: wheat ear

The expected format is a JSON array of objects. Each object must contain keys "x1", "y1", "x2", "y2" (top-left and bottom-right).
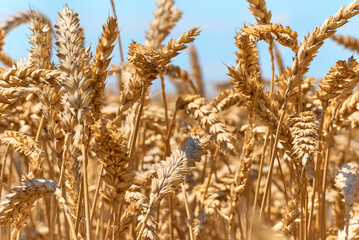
[
  {"x1": 237, "y1": 24, "x2": 298, "y2": 52},
  {"x1": 55, "y1": 5, "x2": 93, "y2": 237},
  {"x1": 0, "y1": 178, "x2": 73, "y2": 239},
  {"x1": 0, "y1": 60, "x2": 60, "y2": 88},
  {"x1": 210, "y1": 89, "x2": 244, "y2": 113},
  {"x1": 28, "y1": 10, "x2": 51, "y2": 70},
  {"x1": 177, "y1": 94, "x2": 236, "y2": 152},
  {"x1": 289, "y1": 111, "x2": 318, "y2": 173},
  {"x1": 92, "y1": 119, "x2": 133, "y2": 237},
  {"x1": 116, "y1": 28, "x2": 200, "y2": 116},
  {"x1": 1, "y1": 131, "x2": 43, "y2": 178},
  {"x1": 317, "y1": 56, "x2": 359, "y2": 103},
  {"x1": 287, "y1": 0, "x2": 359, "y2": 91},
  {"x1": 145, "y1": 0, "x2": 182, "y2": 49},
  {"x1": 91, "y1": 17, "x2": 119, "y2": 120},
  {"x1": 332, "y1": 34, "x2": 359, "y2": 54},
  {"x1": 1, "y1": 11, "x2": 53, "y2": 55},
  {"x1": 246, "y1": 0, "x2": 272, "y2": 24},
  {"x1": 282, "y1": 181, "x2": 301, "y2": 237},
  {"x1": 136, "y1": 136, "x2": 209, "y2": 239}
]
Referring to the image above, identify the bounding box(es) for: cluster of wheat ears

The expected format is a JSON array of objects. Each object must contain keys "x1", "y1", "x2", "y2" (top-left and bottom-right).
[{"x1": 2, "y1": 0, "x2": 359, "y2": 239}]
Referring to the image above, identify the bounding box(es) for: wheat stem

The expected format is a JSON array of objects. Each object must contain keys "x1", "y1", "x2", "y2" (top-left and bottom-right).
[
  {"x1": 0, "y1": 146, "x2": 9, "y2": 200},
  {"x1": 164, "y1": 106, "x2": 178, "y2": 157},
  {"x1": 35, "y1": 115, "x2": 44, "y2": 142},
  {"x1": 169, "y1": 196, "x2": 174, "y2": 240},
  {"x1": 182, "y1": 183, "x2": 194, "y2": 240},
  {"x1": 75, "y1": 179, "x2": 84, "y2": 235},
  {"x1": 90, "y1": 164, "x2": 104, "y2": 221},
  {"x1": 129, "y1": 83, "x2": 148, "y2": 167},
  {"x1": 82, "y1": 139, "x2": 92, "y2": 240},
  {"x1": 160, "y1": 75, "x2": 169, "y2": 130},
  {"x1": 248, "y1": 130, "x2": 270, "y2": 240},
  {"x1": 269, "y1": 40, "x2": 275, "y2": 94},
  {"x1": 202, "y1": 146, "x2": 220, "y2": 205},
  {"x1": 259, "y1": 98, "x2": 287, "y2": 219},
  {"x1": 307, "y1": 104, "x2": 327, "y2": 236}
]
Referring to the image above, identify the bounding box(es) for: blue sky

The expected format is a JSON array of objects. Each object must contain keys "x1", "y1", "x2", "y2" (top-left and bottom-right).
[{"x1": 0, "y1": 0, "x2": 359, "y2": 95}]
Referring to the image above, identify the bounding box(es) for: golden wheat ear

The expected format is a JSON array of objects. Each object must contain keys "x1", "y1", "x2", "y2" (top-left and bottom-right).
[
  {"x1": 0, "y1": 179, "x2": 62, "y2": 237},
  {"x1": 160, "y1": 27, "x2": 201, "y2": 60},
  {"x1": 177, "y1": 94, "x2": 236, "y2": 152},
  {"x1": 281, "y1": 181, "x2": 301, "y2": 236},
  {"x1": 55, "y1": 4, "x2": 93, "y2": 119},
  {"x1": 287, "y1": 0, "x2": 359, "y2": 91},
  {"x1": 289, "y1": 111, "x2": 318, "y2": 175},
  {"x1": 332, "y1": 34, "x2": 359, "y2": 54},
  {"x1": 91, "y1": 17, "x2": 119, "y2": 120},
  {"x1": 1, "y1": 131, "x2": 43, "y2": 178},
  {"x1": 145, "y1": 0, "x2": 182, "y2": 49},
  {"x1": 210, "y1": 89, "x2": 243, "y2": 113},
  {"x1": 0, "y1": 10, "x2": 53, "y2": 67},
  {"x1": 54, "y1": 5, "x2": 94, "y2": 232},
  {"x1": 246, "y1": 0, "x2": 272, "y2": 24},
  {"x1": 317, "y1": 56, "x2": 359, "y2": 104},
  {"x1": 28, "y1": 10, "x2": 51, "y2": 70},
  {"x1": 136, "y1": 136, "x2": 209, "y2": 239},
  {"x1": 91, "y1": 119, "x2": 133, "y2": 237}
]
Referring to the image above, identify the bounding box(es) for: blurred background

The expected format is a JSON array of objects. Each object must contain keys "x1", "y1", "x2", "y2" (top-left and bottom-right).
[{"x1": 0, "y1": 0, "x2": 358, "y2": 96}]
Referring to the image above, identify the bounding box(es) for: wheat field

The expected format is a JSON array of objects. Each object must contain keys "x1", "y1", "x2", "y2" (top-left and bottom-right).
[{"x1": 0, "y1": 0, "x2": 359, "y2": 239}]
